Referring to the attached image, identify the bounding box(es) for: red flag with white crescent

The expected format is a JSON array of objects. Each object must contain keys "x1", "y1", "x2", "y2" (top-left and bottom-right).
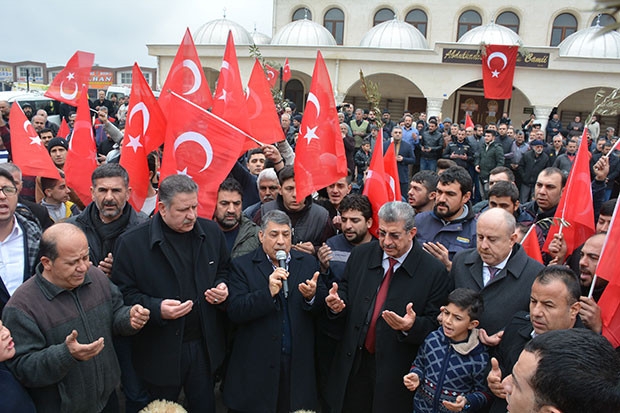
[
  {"x1": 283, "y1": 58, "x2": 291, "y2": 82},
  {"x1": 45, "y1": 51, "x2": 94, "y2": 106},
  {"x1": 64, "y1": 85, "x2": 98, "y2": 205},
  {"x1": 8, "y1": 104, "x2": 60, "y2": 179},
  {"x1": 482, "y1": 45, "x2": 518, "y2": 99},
  {"x1": 158, "y1": 28, "x2": 213, "y2": 114},
  {"x1": 120, "y1": 63, "x2": 167, "y2": 211},
  {"x1": 264, "y1": 63, "x2": 278, "y2": 88},
  {"x1": 294, "y1": 51, "x2": 347, "y2": 201},
  {"x1": 159, "y1": 95, "x2": 247, "y2": 218},
  {"x1": 363, "y1": 138, "x2": 389, "y2": 237}
]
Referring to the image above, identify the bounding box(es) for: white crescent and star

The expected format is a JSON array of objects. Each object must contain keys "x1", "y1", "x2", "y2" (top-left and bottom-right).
[
  {"x1": 266, "y1": 69, "x2": 275, "y2": 81},
  {"x1": 174, "y1": 131, "x2": 213, "y2": 172},
  {"x1": 487, "y1": 52, "x2": 508, "y2": 78},
  {"x1": 302, "y1": 92, "x2": 321, "y2": 144},
  {"x1": 182, "y1": 59, "x2": 202, "y2": 95},
  {"x1": 23, "y1": 120, "x2": 41, "y2": 145},
  {"x1": 59, "y1": 72, "x2": 78, "y2": 101},
  {"x1": 306, "y1": 92, "x2": 321, "y2": 117},
  {"x1": 246, "y1": 87, "x2": 263, "y2": 120},
  {"x1": 126, "y1": 102, "x2": 150, "y2": 153}
]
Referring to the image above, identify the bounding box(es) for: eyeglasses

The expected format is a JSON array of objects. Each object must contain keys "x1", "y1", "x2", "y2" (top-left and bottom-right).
[{"x1": 0, "y1": 186, "x2": 17, "y2": 196}]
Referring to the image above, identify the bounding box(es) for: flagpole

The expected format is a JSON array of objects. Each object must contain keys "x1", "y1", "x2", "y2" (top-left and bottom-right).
[
  {"x1": 168, "y1": 91, "x2": 266, "y2": 147},
  {"x1": 519, "y1": 223, "x2": 536, "y2": 244},
  {"x1": 604, "y1": 138, "x2": 620, "y2": 158},
  {"x1": 588, "y1": 274, "x2": 598, "y2": 299}
]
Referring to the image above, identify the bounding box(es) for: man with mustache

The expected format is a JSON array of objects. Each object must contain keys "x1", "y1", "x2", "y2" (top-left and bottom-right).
[{"x1": 243, "y1": 167, "x2": 281, "y2": 221}]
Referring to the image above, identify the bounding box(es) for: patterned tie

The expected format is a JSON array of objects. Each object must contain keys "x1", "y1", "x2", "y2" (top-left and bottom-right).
[
  {"x1": 364, "y1": 257, "x2": 398, "y2": 354},
  {"x1": 488, "y1": 266, "x2": 499, "y2": 282}
]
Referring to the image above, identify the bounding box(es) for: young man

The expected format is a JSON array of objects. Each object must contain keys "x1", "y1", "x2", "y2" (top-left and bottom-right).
[{"x1": 39, "y1": 172, "x2": 80, "y2": 222}]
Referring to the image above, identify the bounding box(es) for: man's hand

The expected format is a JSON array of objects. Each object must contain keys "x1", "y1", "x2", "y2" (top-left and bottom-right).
[
  {"x1": 580, "y1": 296, "x2": 602, "y2": 333},
  {"x1": 129, "y1": 305, "x2": 150, "y2": 330},
  {"x1": 97, "y1": 110, "x2": 109, "y2": 124},
  {"x1": 317, "y1": 243, "x2": 332, "y2": 272},
  {"x1": 65, "y1": 330, "x2": 104, "y2": 361},
  {"x1": 422, "y1": 241, "x2": 452, "y2": 271},
  {"x1": 479, "y1": 329, "x2": 504, "y2": 346},
  {"x1": 98, "y1": 253, "x2": 113, "y2": 277},
  {"x1": 332, "y1": 215, "x2": 342, "y2": 231},
  {"x1": 382, "y1": 302, "x2": 416, "y2": 332},
  {"x1": 442, "y1": 395, "x2": 467, "y2": 412},
  {"x1": 547, "y1": 233, "x2": 567, "y2": 265},
  {"x1": 487, "y1": 357, "x2": 507, "y2": 399},
  {"x1": 269, "y1": 268, "x2": 288, "y2": 297},
  {"x1": 261, "y1": 144, "x2": 283, "y2": 164},
  {"x1": 298, "y1": 271, "x2": 320, "y2": 300},
  {"x1": 292, "y1": 241, "x2": 315, "y2": 255},
  {"x1": 594, "y1": 156, "x2": 610, "y2": 181},
  {"x1": 403, "y1": 372, "x2": 420, "y2": 391},
  {"x1": 204, "y1": 282, "x2": 228, "y2": 305},
  {"x1": 160, "y1": 299, "x2": 193, "y2": 320},
  {"x1": 325, "y1": 282, "x2": 345, "y2": 313}
]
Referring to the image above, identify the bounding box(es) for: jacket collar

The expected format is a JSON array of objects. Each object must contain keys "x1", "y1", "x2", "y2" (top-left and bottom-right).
[{"x1": 148, "y1": 213, "x2": 206, "y2": 248}]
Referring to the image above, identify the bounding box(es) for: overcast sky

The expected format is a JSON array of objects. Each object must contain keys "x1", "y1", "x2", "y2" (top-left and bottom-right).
[{"x1": 5, "y1": 0, "x2": 273, "y2": 68}]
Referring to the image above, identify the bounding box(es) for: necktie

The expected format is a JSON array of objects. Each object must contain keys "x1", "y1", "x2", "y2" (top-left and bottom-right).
[
  {"x1": 364, "y1": 257, "x2": 398, "y2": 354},
  {"x1": 488, "y1": 266, "x2": 499, "y2": 282}
]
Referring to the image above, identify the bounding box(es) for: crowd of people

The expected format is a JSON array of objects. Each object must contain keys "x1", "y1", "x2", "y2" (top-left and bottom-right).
[{"x1": 0, "y1": 95, "x2": 619, "y2": 413}]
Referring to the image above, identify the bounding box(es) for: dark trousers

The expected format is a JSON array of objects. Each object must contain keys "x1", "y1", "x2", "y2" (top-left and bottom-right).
[
  {"x1": 146, "y1": 340, "x2": 214, "y2": 413},
  {"x1": 114, "y1": 336, "x2": 149, "y2": 413},
  {"x1": 342, "y1": 348, "x2": 375, "y2": 413}
]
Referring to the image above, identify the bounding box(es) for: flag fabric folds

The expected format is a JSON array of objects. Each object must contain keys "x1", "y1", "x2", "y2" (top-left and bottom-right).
[
  {"x1": 520, "y1": 225, "x2": 543, "y2": 264},
  {"x1": 45, "y1": 51, "x2": 94, "y2": 106},
  {"x1": 264, "y1": 63, "x2": 278, "y2": 88},
  {"x1": 294, "y1": 51, "x2": 347, "y2": 201},
  {"x1": 363, "y1": 138, "x2": 389, "y2": 237},
  {"x1": 120, "y1": 63, "x2": 166, "y2": 212},
  {"x1": 57, "y1": 118, "x2": 70, "y2": 139},
  {"x1": 465, "y1": 113, "x2": 474, "y2": 129},
  {"x1": 9, "y1": 104, "x2": 60, "y2": 179},
  {"x1": 482, "y1": 45, "x2": 518, "y2": 100},
  {"x1": 383, "y1": 142, "x2": 402, "y2": 202},
  {"x1": 283, "y1": 58, "x2": 291, "y2": 82}
]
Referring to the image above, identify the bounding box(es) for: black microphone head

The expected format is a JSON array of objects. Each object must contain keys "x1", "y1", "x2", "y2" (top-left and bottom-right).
[{"x1": 275, "y1": 250, "x2": 287, "y2": 261}]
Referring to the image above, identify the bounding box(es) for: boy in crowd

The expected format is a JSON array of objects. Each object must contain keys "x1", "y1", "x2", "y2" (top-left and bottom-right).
[
  {"x1": 39, "y1": 171, "x2": 80, "y2": 222},
  {"x1": 404, "y1": 289, "x2": 491, "y2": 412}
]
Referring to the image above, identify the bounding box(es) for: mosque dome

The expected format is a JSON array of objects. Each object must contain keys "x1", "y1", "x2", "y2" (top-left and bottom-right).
[
  {"x1": 250, "y1": 28, "x2": 272, "y2": 45},
  {"x1": 193, "y1": 18, "x2": 252, "y2": 45},
  {"x1": 271, "y1": 18, "x2": 337, "y2": 46},
  {"x1": 360, "y1": 19, "x2": 429, "y2": 49},
  {"x1": 559, "y1": 22, "x2": 620, "y2": 58},
  {"x1": 458, "y1": 22, "x2": 521, "y2": 45}
]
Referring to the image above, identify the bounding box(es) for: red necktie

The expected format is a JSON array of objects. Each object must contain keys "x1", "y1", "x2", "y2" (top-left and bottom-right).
[{"x1": 364, "y1": 257, "x2": 398, "y2": 354}]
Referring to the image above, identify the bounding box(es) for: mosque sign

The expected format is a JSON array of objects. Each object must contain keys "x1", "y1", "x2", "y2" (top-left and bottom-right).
[{"x1": 442, "y1": 48, "x2": 549, "y2": 68}]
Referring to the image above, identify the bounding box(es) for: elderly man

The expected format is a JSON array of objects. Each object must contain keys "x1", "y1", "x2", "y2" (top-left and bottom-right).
[
  {"x1": 450, "y1": 208, "x2": 544, "y2": 336},
  {"x1": 503, "y1": 329, "x2": 620, "y2": 413},
  {"x1": 35, "y1": 109, "x2": 59, "y2": 136},
  {"x1": 224, "y1": 210, "x2": 323, "y2": 413},
  {"x1": 326, "y1": 201, "x2": 450, "y2": 413},
  {"x1": 2, "y1": 223, "x2": 150, "y2": 413},
  {"x1": 244, "y1": 167, "x2": 281, "y2": 220},
  {"x1": 112, "y1": 174, "x2": 230, "y2": 412}
]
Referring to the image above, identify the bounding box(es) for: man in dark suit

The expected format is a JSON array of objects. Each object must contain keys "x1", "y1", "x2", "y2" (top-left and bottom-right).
[
  {"x1": 450, "y1": 208, "x2": 545, "y2": 339},
  {"x1": 384, "y1": 126, "x2": 415, "y2": 198},
  {"x1": 224, "y1": 210, "x2": 323, "y2": 413},
  {"x1": 325, "y1": 201, "x2": 450, "y2": 413}
]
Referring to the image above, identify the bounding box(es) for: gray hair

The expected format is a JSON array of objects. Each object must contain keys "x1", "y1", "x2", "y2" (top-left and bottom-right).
[
  {"x1": 260, "y1": 210, "x2": 291, "y2": 232},
  {"x1": 0, "y1": 163, "x2": 22, "y2": 180},
  {"x1": 378, "y1": 201, "x2": 415, "y2": 231},
  {"x1": 256, "y1": 167, "x2": 278, "y2": 190},
  {"x1": 159, "y1": 174, "x2": 198, "y2": 208}
]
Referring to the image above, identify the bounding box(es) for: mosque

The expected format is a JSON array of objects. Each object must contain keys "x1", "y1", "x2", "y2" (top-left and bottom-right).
[{"x1": 147, "y1": 0, "x2": 620, "y2": 134}]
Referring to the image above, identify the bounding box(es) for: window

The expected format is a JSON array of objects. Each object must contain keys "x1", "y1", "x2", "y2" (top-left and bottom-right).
[
  {"x1": 18, "y1": 66, "x2": 43, "y2": 82},
  {"x1": 120, "y1": 72, "x2": 132, "y2": 84},
  {"x1": 292, "y1": 8, "x2": 311, "y2": 21},
  {"x1": 497, "y1": 11, "x2": 520, "y2": 33},
  {"x1": 551, "y1": 13, "x2": 577, "y2": 46},
  {"x1": 374, "y1": 8, "x2": 395, "y2": 26},
  {"x1": 592, "y1": 13, "x2": 616, "y2": 27},
  {"x1": 458, "y1": 10, "x2": 482, "y2": 40},
  {"x1": 324, "y1": 8, "x2": 344, "y2": 45},
  {"x1": 405, "y1": 9, "x2": 428, "y2": 37},
  {"x1": 143, "y1": 72, "x2": 152, "y2": 87}
]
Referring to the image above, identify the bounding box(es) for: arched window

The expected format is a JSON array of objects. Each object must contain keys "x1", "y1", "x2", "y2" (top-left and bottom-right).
[
  {"x1": 591, "y1": 13, "x2": 616, "y2": 27},
  {"x1": 457, "y1": 10, "x2": 482, "y2": 40},
  {"x1": 405, "y1": 9, "x2": 428, "y2": 37},
  {"x1": 373, "y1": 8, "x2": 395, "y2": 26},
  {"x1": 285, "y1": 79, "x2": 305, "y2": 112},
  {"x1": 324, "y1": 8, "x2": 344, "y2": 45},
  {"x1": 292, "y1": 8, "x2": 311, "y2": 21},
  {"x1": 497, "y1": 11, "x2": 520, "y2": 33},
  {"x1": 551, "y1": 13, "x2": 577, "y2": 46}
]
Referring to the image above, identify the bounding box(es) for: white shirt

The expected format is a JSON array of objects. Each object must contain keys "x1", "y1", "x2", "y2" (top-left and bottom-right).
[
  {"x1": 0, "y1": 216, "x2": 24, "y2": 296},
  {"x1": 482, "y1": 250, "x2": 512, "y2": 287}
]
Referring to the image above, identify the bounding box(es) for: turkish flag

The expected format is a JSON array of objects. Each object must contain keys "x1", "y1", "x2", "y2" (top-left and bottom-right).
[
  {"x1": 264, "y1": 63, "x2": 278, "y2": 88},
  {"x1": 45, "y1": 51, "x2": 94, "y2": 106},
  {"x1": 159, "y1": 95, "x2": 246, "y2": 218},
  {"x1": 283, "y1": 58, "x2": 291, "y2": 82},
  {"x1": 465, "y1": 113, "x2": 474, "y2": 129},
  {"x1": 158, "y1": 28, "x2": 212, "y2": 114},
  {"x1": 64, "y1": 86, "x2": 98, "y2": 206},
  {"x1": 9, "y1": 104, "x2": 60, "y2": 179},
  {"x1": 543, "y1": 130, "x2": 595, "y2": 256},
  {"x1": 57, "y1": 117, "x2": 70, "y2": 139},
  {"x1": 294, "y1": 51, "x2": 347, "y2": 201},
  {"x1": 520, "y1": 225, "x2": 543, "y2": 264},
  {"x1": 600, "y1": 283, "x2": 620, "y2": 348},
  {"x1": 383, "y1": 142, "x2": 402, "y2": 202},
  {"x1": 212, "y1": 31, "x2": 250, "y2": 139},
  {"x1": 244, "y1": 59, "x2": 285, "y2": 152},
  {"x1": 120, "y1": 63, "x2": 166, "y2": 212},
  {"x1": 596, "y1": 199, "x2": 620, "y2": 346},
  {"x1": 363, "y1": 138, "x2": 389, "y2": 237},
  {"x1": 482, "y1": 45, "x2": 518, "y2": 99}
]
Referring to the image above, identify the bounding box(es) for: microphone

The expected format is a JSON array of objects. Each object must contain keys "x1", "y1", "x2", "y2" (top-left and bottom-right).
[{"x1": 275, "y1": 250, "x2": 288, "y2": 298}]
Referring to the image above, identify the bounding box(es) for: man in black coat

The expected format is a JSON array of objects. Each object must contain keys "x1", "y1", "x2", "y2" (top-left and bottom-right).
[
  {"x1": 224, "y1": 210, "x2": 324, "y2": 413},
  {"x1": 112, "y1": 175, "x2": 230, "y2": 413},
  {"x1": 325, "y1": 201, "x2": 450, "y2": 413}
]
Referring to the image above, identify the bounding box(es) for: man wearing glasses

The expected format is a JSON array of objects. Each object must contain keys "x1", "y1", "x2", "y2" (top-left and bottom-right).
[{"x1": 0, "y1": 169, "x2": 41, "y2": 316}]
